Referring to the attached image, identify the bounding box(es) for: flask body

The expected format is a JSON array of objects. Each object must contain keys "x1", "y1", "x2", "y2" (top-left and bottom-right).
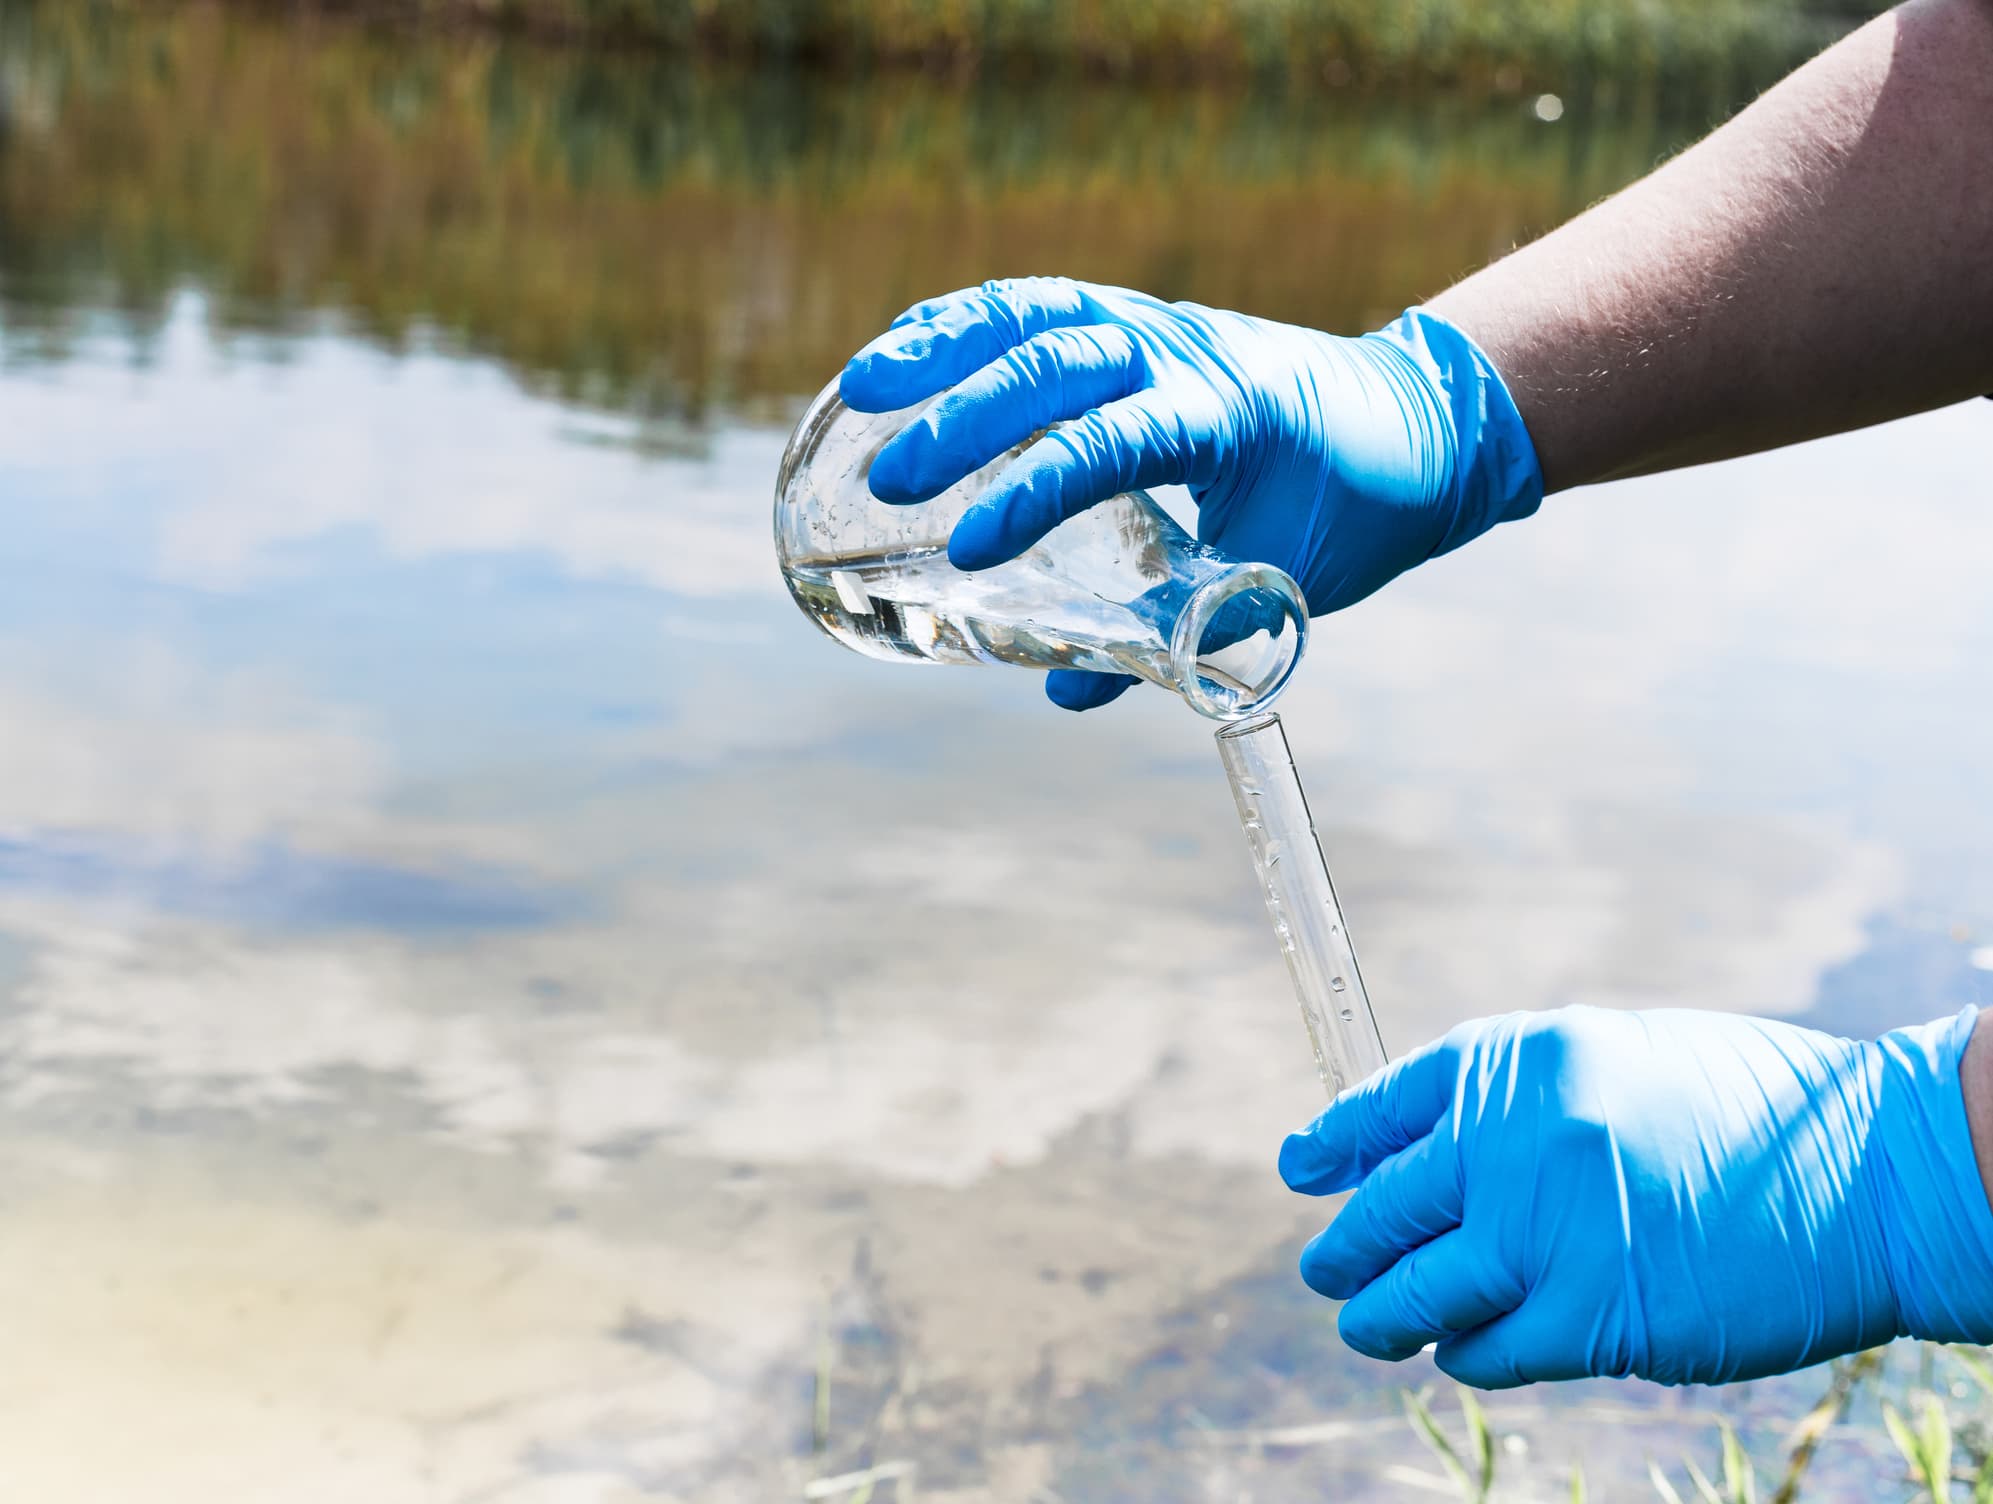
[{"x1": 773, "y1": 377, "x2": 1306, "y2": 719}]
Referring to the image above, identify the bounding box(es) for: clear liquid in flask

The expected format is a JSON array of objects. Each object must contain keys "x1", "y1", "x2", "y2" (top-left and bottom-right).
[{"x1": 773, "y1": 380, "x2": 1308, "y2": 719}]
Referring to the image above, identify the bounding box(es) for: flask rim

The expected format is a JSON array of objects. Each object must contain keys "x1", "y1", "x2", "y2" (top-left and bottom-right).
[{"x1": 1168, "y1": 562, "x2": 1309, "y2": 721}]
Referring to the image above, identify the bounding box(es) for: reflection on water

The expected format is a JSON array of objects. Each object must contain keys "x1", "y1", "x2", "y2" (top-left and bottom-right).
[
  {"x1": 0, "y1": 7, "x2": 1988, "y2": 1502},
  {"x1": 3, "y1": 4, "x2": 1771, "y2": 421}
]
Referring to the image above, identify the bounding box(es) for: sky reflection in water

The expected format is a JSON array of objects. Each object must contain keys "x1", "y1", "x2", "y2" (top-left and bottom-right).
[{"x1": 1, "y1": 15, "x2": 1990, "y2": 1502}]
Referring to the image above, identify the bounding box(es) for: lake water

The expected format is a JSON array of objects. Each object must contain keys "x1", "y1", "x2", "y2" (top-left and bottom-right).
[{"x1": 1, "y1": 8, "x2": 1986, "y2": 1502}]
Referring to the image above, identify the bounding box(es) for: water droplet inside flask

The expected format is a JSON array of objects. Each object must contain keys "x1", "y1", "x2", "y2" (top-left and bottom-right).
[
  {"x1": 1339, "y1": 1007, "x2": 1355, "y2": 1022},
  {"x1": 1330, "y1": 976, "x2": 1347, "y2": 992}
]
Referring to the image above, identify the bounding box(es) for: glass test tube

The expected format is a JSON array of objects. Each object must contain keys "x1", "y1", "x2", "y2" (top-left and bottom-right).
[{"x1": 1215, "y1": 711, "x2": 1388, "y2": 1098}]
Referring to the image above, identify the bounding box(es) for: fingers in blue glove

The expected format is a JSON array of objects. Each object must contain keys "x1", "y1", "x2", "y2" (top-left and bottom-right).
[
  {"x1": 886, "y1": 278, "x2": 1174, "y2": 332},
  {"x1": 1434, "y1": 1303, "x2": 1588, "y2": 1391},
  {"x1": 888, "y1": 285, "x2": 981, "y2": 330},
  {"x1": 949, "y1": 391, "x2": 1198, "y2": 570},
  {"x1": 1338, "y1": 1230, "x2": 1526, "y2": 1363},
  {"x1": 1045, "y1": 670, "x2": 1136, "y2": 711},
  {"x1": 1298, "y1": 1128, "x2": 1464, "y2": 1300},
  {"x1": 840, "y1": 278, "x2": 1099, "y2": 413},
  {"x1": 886, "y1": 278, "x2": 1079, "y2": 330},
  {"x1": 1279, "y1": 1024, "x2": 1480, "y2": 1195},
  {"x1": 865, "y1": 325, "x2": 1147, "y2": 504}
]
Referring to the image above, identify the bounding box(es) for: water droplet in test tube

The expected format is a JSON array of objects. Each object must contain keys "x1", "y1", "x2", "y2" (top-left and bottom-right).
[
  {"x1": 1339, "y1": 1007, "x2": 1355, "y2": 1022},
  {"x1": 1330, "y1": 976, "x2": 1347, "y2": 992}
]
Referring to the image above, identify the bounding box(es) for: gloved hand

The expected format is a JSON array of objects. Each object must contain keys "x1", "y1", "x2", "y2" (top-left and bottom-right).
[
  {"x1": 838, "y1": 277, "x2": 1543, "y2": 710},
  {"x1": 1279, "y1": 1006, "x2": 1993, "y2": 1388}
]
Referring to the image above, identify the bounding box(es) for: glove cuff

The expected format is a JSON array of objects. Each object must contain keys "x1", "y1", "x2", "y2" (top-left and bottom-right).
[
  {"x1": 1374, "y1": 307, "x2": 1545, "y2": 559},
  {"x1": 1873, "y1": 1005, "x2": 1993, "y2": 1344}
]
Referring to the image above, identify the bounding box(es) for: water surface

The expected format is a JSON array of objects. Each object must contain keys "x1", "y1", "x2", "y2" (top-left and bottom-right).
[{"x1": 0, "y1": 9, "x2": 1986, "y2": 1501}]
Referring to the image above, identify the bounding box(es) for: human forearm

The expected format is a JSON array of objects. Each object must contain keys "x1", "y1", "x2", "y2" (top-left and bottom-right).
[
  {"x1": 1963, "y1": 1013, "x2": 1993, "y2": 1219},
  {"x1": 1428, "y1": 0, "x2": 1993, "y2": 493}
]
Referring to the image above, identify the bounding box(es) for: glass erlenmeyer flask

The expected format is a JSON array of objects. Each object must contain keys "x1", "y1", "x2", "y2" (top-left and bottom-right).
[{"x1": 773, "y1": 376, "x2": 1308, "y2": 719}]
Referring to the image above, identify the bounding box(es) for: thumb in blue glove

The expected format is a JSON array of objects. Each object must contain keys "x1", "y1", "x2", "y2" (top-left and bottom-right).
[
  {"x1": 838, "y1": 277, "x2": 1543, "y2": 710},
  {"x1": 1279, "y1": 1005, "x2": 1993, "y2": 1388}
]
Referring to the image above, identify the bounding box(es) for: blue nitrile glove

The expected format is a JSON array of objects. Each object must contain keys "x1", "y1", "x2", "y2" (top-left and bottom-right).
[
  {"x1": 838, "y1": 277, "x2": 1543, "y2": 710},
  {"x1": 1278, "y1": 1006, "x2": 1993, "y2": 1388}
]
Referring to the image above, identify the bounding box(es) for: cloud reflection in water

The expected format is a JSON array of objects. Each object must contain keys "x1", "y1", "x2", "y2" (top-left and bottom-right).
[{"x1": 0, "y1": 298, "x2": 1985, "y2": 1500}]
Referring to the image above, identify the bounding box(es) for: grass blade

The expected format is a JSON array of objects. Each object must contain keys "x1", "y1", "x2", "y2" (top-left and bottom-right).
[
  {"x1": 1884, "y1": 1402, "x2": 1922, "y2": 1476},
  {"x1": 1781, "y1": 1372, "x2": 1846, "y2": 1457},
  {"x1": 1649, "y1": 1460, "x2": 1689, "y2": 1504},
  {"x1": 803, "y1": 1464, "x2": 917, "y2": 1501},
  {"x1": 1719, "y1": 1421, "x2": 1757, "y2": 1504},
  {"x1": 1774, "y1": 1348, "x2": 1885, "y2": 1504},
  {"x1": 1884, "y1": 1400, "x2": 1955, "y2": 1502},
  {"x1": 1922, "y1": 1394, "x2": 1954, "y2": 1502},
  {"x1": 1683, "y1": 1454, "x2": 1726, "y2": 1504},
  {"x1": 1460, "y1": 1388, "x2": 1496, "y2": 1501},
  {"x1": 1403, "y1": 1388, "x2": 1474, "y2": 1501},
  {"x1": 814, "y1": 1313, "x2": 834, "y2": 1453}
]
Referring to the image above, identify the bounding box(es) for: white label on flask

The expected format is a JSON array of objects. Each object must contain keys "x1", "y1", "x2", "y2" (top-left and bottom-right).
[{"x1": 830, "y1": 569, "x2": 873, "y2": 615}]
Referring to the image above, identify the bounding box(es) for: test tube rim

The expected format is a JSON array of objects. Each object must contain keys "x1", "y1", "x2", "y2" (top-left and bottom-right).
[{"x1": 1213, "y1": 710, "x2": 1283, "y2": 742}]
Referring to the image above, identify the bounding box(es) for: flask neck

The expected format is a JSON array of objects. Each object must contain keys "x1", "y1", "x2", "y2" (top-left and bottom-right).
[{"x1": 1165, "y1": 561, "x2": 1309, "y2": 720}]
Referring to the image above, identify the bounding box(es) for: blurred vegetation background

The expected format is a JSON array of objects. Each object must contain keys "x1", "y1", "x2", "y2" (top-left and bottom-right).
[
  {"x1": 2, "y1": 1, "x2": 1885, "y2": 430},
  {"x1": 104, "y1": 0, "x2": 1888, "y2": 86}
]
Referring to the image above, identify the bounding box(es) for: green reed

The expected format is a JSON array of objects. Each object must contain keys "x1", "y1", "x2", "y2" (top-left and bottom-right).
[{"x1": 1406, "y1": 1346, "x2": 1993, "y2": 1502}]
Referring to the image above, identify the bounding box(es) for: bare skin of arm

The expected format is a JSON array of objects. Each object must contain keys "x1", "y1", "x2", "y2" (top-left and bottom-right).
[
  {"x1": 1427, "y1": 0, "x2": 1993, "y2": 492},
  {"x1": 1964, "y1": 1019, "x2": 1993, "y2": 1212}
]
